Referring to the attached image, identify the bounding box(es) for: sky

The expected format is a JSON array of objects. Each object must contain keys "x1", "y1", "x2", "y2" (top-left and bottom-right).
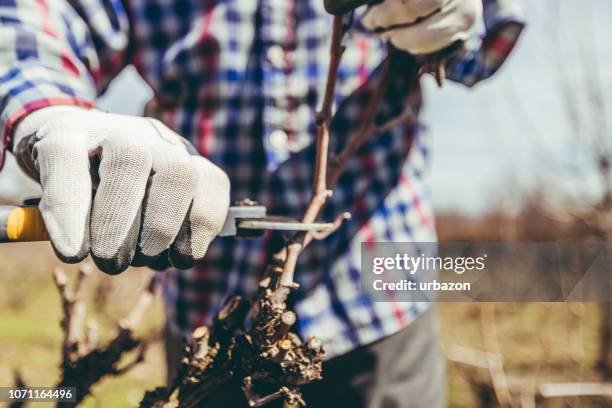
[{"x1": 98, "y1": 0, "x2": 612, "y2": 215}]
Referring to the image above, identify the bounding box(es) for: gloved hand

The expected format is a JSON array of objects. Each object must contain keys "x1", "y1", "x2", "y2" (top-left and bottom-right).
[
  {"x1": 13, "y1": 106, "x2": 230, "y2": 274},
  {"x1": 361, "y1": 0, "x2": 483, "y2": 55}
]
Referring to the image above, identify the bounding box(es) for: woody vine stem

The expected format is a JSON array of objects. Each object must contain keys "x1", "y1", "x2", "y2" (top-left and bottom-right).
[{"x1": 276, "y1": 15, "x2": 353, "y2": 286}]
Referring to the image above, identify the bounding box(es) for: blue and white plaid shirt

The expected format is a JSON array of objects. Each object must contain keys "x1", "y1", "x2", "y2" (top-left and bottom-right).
[{"x1": 0, "y1": 0, "x2": 524, "y2": 358}]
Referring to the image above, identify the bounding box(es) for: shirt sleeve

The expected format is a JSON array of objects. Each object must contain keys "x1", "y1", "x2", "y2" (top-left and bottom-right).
[
  {"x1": 446, "y1": 0, "x2": 526, "y2": 87},
  {"x1": 0, "y1": 0, "x2": 131, "y2": 169}
]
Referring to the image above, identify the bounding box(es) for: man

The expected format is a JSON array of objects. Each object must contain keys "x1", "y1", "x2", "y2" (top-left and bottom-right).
[{"x1": 0, "y1": 0, "x2": 524, "y2": 406}]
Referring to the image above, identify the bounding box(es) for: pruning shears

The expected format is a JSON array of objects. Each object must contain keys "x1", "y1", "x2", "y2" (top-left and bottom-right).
[{"x1": 0, "y1": 199, "x2": 333, "y2": 243}]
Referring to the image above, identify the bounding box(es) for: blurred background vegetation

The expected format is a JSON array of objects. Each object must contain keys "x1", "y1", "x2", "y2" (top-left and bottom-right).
[{"x1": 0, "y1": 246, "x2": 166, "y2": 408}]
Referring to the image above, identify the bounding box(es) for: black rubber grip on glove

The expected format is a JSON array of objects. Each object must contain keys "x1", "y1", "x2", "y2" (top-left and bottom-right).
[{"x1": 324, "y1": 0, "x2": 373, "y2": 15}]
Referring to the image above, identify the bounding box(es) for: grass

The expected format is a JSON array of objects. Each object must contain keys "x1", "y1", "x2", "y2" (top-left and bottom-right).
[{"x1": 0, "y1": 243, "x2": 608, "y2": 407}]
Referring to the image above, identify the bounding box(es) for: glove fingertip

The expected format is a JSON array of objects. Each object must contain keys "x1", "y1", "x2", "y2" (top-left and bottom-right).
[
  {"x1": 168, "y1": 245, "x2": 199, "y2": 270},
  {"x1": 169, "y1": 221, "x2": 213, "y2": 270},
  {"x1": 50, "y1": 243, "x2": 89, "y2": 265},
  {"x1": 89, "y1": 200, "x2": 143, "y2": 272},
  {"x1": 172, "y1": 248, "x2": 210, "y2": 270},
  {"x1": 132, "y1": 249, "x2": 173, "y2": 271},
  {"x1": 44, "y1": 211, "x2": 91, "y2": 265},
  {"x1": 91, "y1": 252, "x2": 133, "y2": 275},
  {"x1": 169, "y1": 229, "x2": 209, "y2": 270}
]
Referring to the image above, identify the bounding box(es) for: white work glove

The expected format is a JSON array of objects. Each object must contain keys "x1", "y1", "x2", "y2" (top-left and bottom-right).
[
  {"x1": 13, "y1": 106, "x2": 230, "y2": 274},
  {"x1": 361, "y1": 0, "x2": 483, "y2": 55}
]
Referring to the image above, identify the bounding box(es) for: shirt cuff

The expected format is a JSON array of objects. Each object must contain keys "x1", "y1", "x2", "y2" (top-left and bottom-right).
[
  {"x1": 0, "y1": 65, "x2": 97, "y2": 171},
  {"x1": 483, "y1": 0, "x2": 526, "y2": 31}
]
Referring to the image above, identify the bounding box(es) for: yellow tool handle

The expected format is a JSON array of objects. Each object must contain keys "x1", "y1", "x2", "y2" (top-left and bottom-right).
[{"x1": 0, "y1": 206, "x2": 49, "y2": 242}]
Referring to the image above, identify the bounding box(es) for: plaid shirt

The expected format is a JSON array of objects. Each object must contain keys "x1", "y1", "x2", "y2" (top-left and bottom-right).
[{"x1": 0, "y1": 0, "x2": 524, "y2": 358}]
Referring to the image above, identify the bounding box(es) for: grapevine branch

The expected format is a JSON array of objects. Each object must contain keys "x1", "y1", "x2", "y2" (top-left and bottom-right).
[
  {"x1": 140, "y1": 16, "x2": 349, "y2": 407},
  {"x1": 277, "y1": 15, "x2": 350, "y2": 286},
  {"x1": 141, "y1": 12, "x2": 450, "y2": 408}
]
